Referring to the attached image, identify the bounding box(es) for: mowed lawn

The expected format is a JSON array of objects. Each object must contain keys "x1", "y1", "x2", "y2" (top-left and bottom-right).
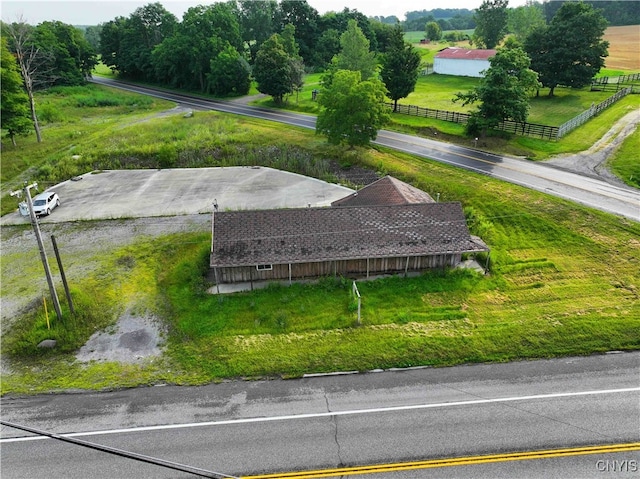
[{"x1": 397, "y1": 25, "x2": 640, "y2": 125}]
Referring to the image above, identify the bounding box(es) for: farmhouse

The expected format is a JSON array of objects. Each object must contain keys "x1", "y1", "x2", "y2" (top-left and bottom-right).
[
  {"x1": 210, "y1": 178, "x2": 488, "y2": 286},
  {"x1": 433, "y1": 47, "x2": 496, "y2": 77}
]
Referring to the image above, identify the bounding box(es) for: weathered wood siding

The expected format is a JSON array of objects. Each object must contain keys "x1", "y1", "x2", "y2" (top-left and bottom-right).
[{"x1": 213, "y1": 254, "x2": 461, "y2": 284}]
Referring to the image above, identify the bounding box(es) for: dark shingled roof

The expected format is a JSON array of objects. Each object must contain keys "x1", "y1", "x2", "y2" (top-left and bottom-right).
[
  {"x1": 211, "y1": 203, "x2": 489, "y2": 267},
  {"x1": 331, "y1": 176, "x2": 435, "y2": 207}
]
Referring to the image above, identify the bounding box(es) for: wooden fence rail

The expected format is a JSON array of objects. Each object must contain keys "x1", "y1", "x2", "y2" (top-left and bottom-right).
[
  {"x1": 385, "y1": 103, "x2": 558, "y2": 140},
  {"x1": 557, "y1": 87, "x2": 633, "y2": 138},
  {"x1": 387, "y1": 83, "x2": 636, "y2": 140},
  {"x1": 591, "y1": 73, "x2": 640, "y2": 92}
]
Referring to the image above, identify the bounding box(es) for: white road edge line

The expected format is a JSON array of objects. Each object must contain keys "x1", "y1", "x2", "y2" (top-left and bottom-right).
[{"x1": 2, "y1": 387, "x2": 639, "y2": 443}]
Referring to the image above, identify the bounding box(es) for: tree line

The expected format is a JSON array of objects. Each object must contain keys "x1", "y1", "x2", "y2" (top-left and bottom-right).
[
  {"x1": 455, "y1": 0, "x2": 609, "y2": 136},
  {"x1": 0, "y1": 0, "x2": 616, "y2": 147}
]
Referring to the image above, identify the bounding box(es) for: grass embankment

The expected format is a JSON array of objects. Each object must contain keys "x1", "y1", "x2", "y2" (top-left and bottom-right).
[
  {"x1": 1, "y1": 90, "x2": 638, "y2": 394},
  {"x1": 609, "y1": 126, "x2": 640, "y2": 188},
  {"x1": 0, "y1": 86, "x2": 173, "y2": 191}
]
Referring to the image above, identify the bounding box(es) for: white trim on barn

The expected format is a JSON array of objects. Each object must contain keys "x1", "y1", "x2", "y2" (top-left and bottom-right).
[{"x1": 433, "y1": 47, "x2": 496, "y2": 78}]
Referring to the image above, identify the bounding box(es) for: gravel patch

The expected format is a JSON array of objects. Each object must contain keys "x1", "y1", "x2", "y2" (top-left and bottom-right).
[
  {"x1": 545, "y1": 109, "x2": 640, "y2": 185},
  {"x1": 76, "y1": 311, "x2": 166, "y2": 364}
]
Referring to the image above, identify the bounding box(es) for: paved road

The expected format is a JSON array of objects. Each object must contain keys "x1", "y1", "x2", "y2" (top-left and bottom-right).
[
  {"x1": 2, "y1": 352, "x2": 638, "y2": 478},
  {"x1": 90, "y1": 77, "x2": 640, "y2": 222}
]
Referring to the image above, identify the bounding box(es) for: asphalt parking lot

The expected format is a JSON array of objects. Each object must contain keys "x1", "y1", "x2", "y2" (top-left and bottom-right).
[{"x1": 2, "y1": 167, "x2": 354, "y2": 225}]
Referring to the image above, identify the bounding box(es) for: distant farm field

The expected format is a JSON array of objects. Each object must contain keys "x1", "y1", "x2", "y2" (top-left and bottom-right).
[
  {"x1": 603, "y1": 25, "x2": 640, "y2": 70},
  {"x1": 406, "y1": 25, "x2": 639, "y2": 71}
]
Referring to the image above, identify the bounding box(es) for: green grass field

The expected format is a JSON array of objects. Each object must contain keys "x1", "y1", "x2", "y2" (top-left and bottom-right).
[
  {"x1": 1, "y1": 86, "x2": 638, "y2": 394},
  {"x1": 249, "y1": 62, "x2": 639, "y2": 166},
  {"x1": 609, "y1": 126, "x2": 640, "y2": 188}
]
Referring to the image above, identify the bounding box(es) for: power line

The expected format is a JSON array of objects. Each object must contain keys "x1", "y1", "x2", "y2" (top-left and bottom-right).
[{"x1": 1, "y1": 420, "x2": 237, "y2": 479}]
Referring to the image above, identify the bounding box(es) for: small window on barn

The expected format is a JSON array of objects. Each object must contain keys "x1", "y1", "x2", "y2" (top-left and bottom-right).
[{"x1": 256, "y1": 264, "x2": 273, "y2": 271}]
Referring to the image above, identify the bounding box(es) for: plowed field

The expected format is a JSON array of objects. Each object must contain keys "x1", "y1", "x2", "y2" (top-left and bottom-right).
[{"x1": 604, "y1": 25, "x2": 640, "y2": 70}]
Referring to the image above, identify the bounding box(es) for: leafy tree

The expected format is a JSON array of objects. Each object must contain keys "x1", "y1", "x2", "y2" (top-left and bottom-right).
[
  {"x1": 524, "y1": 1, "x2": 608, "y2": 96},
  {"x1": 316, "y1": 69, "x2": 389, "y2": 147},
  {"x1": 3, "y1": 19, "x2": 49, "y2": 142},
  {"x1": 207, "y1": 42, "x2": 251, "y2": 96},
  {"x1": 381, "y1": 26, "x2": 421, "y2": 112},
  {"x1": 239, "y1": 0, "x2": 277, "y2": 63},
  {"x1": 275, "y1": 0, "x2": 320, "y2": 66},
  {"x1": 312, "y1": 28, "x2": 340, "y2": 68},
  {"x1": 473, "y1": 0, "x2": 509, "y2": 49},
  {"x1": 425, "y1": 21, "x2": 442, "y2": 42},
  {"x1": 100, "y1": 3, "x2": 176, "y2": 80},
  {"x1": 508, "y1": 0, "x2": 545, "y2": 42},
  {"x1": 253, "y1": 33, "x2": 294, "y2": 105},
  {"x1": 99, "y1": 16, "x2": 126, "y2": 73},
  {"x1": 437, "y1": 18, "x2": 452, "y2": 31},
  {"x1": 332, "y1": 19, "x2": 377, "y2": 81},
  {"x1": 449, "y1": 13, "x2": 476, "y2": 30},
  {"x1": 1, "y1": 37, "x2": 32, "y2": 146},
  {"x1": 32, "y1": 21, "x2": 96, "y2": 85},
  {"x1": 325, "y1": 8, "x2": 378, "y2": 52},
  {"x1": 82, "y1": 25, "x2": 102, "y2": 52},
  {"x1": 454, "y1": 46, "x2": 539, "y2": 135},
  {"x1": 281, "y1": 23, "x2": 305, "y2": 102},
  {"x1": 405, "y1": 15, "x2": 435, "y2": 31},
  {"x1": 443, "y1": 31, "x2": 471, "y2": 42},
  {"x1": 369, "y1": 20, "x2": 397, "y2": 53},
  {"x1": 280, "y1": 22, "x2": 300, "y2": 58},
  {"x1": 152, "y1": 2, "x2": 242, "y2": 92},
  {"x1": 151, "y1": 32, "x2": 191, "y2": 88},
  {"x1": 370, "y1": 15, "x2": 400, "y2": 25}
]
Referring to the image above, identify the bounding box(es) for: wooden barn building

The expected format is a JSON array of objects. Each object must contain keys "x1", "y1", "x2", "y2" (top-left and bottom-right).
[{"x1": 209, "y1": 177, "x2": 489, "y2": 286}]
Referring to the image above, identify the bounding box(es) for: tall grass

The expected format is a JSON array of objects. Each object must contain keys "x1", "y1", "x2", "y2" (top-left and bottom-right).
[
  {"x1": 2, "y1": 60, "x2": 639, "y2": 393},
  {"x1": 3, "y1": 127, "x2": 639, "y2": 392}
]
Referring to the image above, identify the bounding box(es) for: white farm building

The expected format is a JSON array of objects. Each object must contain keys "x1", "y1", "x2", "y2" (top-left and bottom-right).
[{"x1": 433, "y1": 47, "x2": 496, "y2": 77}]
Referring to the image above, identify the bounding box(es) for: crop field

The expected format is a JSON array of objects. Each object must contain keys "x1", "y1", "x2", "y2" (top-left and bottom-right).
[
  {"x1": 603, "y1": 25, "x2": 640, "y2": 70},
  {"x1": 406, "y1": 25, "x2": 640, "y2": 71}
]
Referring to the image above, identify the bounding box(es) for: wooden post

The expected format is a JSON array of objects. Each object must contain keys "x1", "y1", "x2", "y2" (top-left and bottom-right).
[
  {"x1": 51, "y1": 235, "x2": 74, "y2": 315},
  {"x1": 352, "y1": 281, "x2": 361, "y2": 325},
  {"x1": 19, "y1": 184, "x2": 63, "y2": 322}
]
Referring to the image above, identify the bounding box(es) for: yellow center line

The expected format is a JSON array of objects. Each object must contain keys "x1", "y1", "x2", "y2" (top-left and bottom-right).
[{"x1": 242, "y1": 443, "x2": 640, "y2": 478}]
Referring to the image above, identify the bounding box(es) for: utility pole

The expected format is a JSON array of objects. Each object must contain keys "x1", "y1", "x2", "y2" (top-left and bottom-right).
[{"x1": 10, "y1": 182, "x2": 63, "y2": 321}]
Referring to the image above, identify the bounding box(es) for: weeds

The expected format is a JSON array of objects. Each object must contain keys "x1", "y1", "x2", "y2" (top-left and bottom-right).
[{"x1": 2, "y1": 82, "x2": 639, "y2": 394}]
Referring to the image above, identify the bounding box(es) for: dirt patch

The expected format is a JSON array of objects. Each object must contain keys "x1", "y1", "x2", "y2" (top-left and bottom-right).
[{"x1": 76, "y1": 312, "x2": 166, "y2": 363}]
